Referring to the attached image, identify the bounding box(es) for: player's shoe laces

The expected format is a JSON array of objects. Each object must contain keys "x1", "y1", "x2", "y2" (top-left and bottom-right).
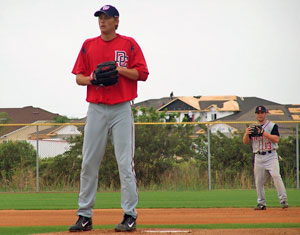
[
  {"x1": 115, "y1": 214, "x2": 137, "y2": 232},
  {"x1": 281, "y1": 201, "x2": 288, "y2": 209},
  {"x1": 69, "y1": 215, "x2": 93, "y2": 232},
  {"x1": 254, "y1": 204, "x2": 266, "y2": 210}
]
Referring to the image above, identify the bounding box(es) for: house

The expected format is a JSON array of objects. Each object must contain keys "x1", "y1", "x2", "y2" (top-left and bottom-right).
[
  {"x1": 27, "y1": 123, "x2": 83, "y2": 158},
  {"x1": 28, "y1": 124, "x2": 82, "y2": 140},
  {"x1": 0, "y1": 106, "x2": 83, "y2": 157},
  {"x1": 134, "y1": 95, "x2": 241, "y2": 122},
  {"x1": 133, "y1": 96, "x2": 299, "y2": 137},
  {"x1": 0, "y1": 106, "x2": 60, "y2": 139}
]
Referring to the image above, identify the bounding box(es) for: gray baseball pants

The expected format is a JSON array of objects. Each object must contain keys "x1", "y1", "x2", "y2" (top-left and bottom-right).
[
  {"x1": 77, "y1": 102, "x2": 138, "y2": 218},
  {"x1": 254, "y1": 151, "x2": 287, "y2": 206}
]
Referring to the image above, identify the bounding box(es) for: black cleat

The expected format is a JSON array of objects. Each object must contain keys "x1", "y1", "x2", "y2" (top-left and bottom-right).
[
  {"x1": 115, "y1": 214, "x2": 137, "y2": 232},
  {"x1": 281, "y1": 201, "x2": 288, "y2": 209},
  {"x1": 254, "y1": 203, "x2": 266, "y2": 210},
  {"x1": 69, "y1": 215, "x2": 93, "y2": 232}
]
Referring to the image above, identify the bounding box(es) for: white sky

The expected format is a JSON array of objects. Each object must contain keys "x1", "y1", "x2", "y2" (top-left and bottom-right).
[{"x1": 1, "y1": 0, "x2": 299, "y2": 118}]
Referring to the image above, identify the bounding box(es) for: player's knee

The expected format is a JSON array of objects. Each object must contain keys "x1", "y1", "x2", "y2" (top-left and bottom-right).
[{"x1": 270, "y1": 173, "x2": 281, "y2": 180}]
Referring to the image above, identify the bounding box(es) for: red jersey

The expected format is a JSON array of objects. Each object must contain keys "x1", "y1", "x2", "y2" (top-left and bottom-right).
[{"x1": 72, "y1": 34, "x2": 149, "y2": 105}]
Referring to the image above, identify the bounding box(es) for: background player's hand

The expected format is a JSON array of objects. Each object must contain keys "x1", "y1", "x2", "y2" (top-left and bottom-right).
[
  {"x1": 249, "y1": 124, "x2": 264, "y2": 137},
  {"x1": 255, "y1": 125, "x2": 264, "y2": 136},
  {"x1": 245, "y1": 126, "x2": 252, "y2": 135}
]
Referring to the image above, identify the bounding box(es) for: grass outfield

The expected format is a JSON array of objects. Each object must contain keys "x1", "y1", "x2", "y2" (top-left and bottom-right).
[
  {"x1": 0, "y1": 189, "x2": 299, "y2": 234},
  {"x1": 0, "y1": 189, "x2": 299, "y2": 209}
]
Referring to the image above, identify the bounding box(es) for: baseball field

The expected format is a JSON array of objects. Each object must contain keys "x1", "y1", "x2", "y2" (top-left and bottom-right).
[{"x1": 0, "y1": 189, "x2": 299, "y2": 234}]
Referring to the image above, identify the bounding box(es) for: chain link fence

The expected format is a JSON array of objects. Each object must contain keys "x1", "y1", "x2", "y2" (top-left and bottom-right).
[{"x1": 0, "y1": 121, "x2": 299, "y2": 192}]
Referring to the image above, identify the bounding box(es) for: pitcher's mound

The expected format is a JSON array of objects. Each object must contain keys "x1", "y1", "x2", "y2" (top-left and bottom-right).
[{"x1": 33, "y1": 228, "x2": 300, "y2": 235}]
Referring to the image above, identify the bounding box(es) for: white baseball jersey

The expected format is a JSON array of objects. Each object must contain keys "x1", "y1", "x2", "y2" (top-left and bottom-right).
[{"x1": 251, "y1": 120, "x2": 278, "y2": 153}]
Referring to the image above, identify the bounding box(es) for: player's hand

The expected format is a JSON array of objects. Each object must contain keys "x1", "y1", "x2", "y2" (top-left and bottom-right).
[
  {"x1": 245, "y1": 126, "x2": 252, "y2": 135},
  {"x1": 255, "y1": 125, "x2": 264, "y2": 136},
  {"x1": 92, "y1": 61, "x2": 119, "y2": 86}
]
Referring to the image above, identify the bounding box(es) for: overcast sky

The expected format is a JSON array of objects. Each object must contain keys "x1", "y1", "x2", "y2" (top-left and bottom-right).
[{"x1": 1, "y1": 0, "x2": 299, "y2": 118}]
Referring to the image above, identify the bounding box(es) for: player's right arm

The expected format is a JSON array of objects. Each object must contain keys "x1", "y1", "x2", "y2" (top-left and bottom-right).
[
  {"x1": 76, "y1": 74, "x2": 92, "y2": 86},
  {"x1": 263, "y1": 124, "x2": 280, "y2": 143},
  {"x1": 72, "y1": 42, "x2": 92, "y2": 86},
  {"x1": 243, "y1": 126, "x2": 252, "y2": 144}
]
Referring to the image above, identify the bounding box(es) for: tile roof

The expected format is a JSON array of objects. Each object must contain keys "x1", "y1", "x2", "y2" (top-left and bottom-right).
[
  {"x1": 133, "y1": 97, "x2": 175, "y2": 110},
  {"x1": 199, "y1": 95, "x2": 237, "y2": 101},
  {"x1": 0, "y1": 106, "x2": 60, "y2": 137}
]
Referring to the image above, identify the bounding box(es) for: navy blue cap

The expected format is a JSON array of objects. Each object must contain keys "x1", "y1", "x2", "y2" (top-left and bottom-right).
[
  {"x1": 255, "y1": 105, "x2": 267, "y2": 113},
  {"x1": 94, "y1": 5, "x2": 119, "y2": 17}
]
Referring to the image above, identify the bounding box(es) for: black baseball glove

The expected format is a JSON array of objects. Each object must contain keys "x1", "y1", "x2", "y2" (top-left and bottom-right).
[
  {"x1": 249, "y1": 124, "x2": 264, "y2": 137},
  {"x1": 91, "y1": 61, "x2": 118, "y2": 86}
]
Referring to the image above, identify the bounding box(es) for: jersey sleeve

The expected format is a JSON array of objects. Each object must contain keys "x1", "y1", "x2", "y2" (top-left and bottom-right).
[
  {"x1": 129, "y1": 39, "x2": 149, "y2": 81},
  {"x1": 271, "y1": 124, "x2": 280, "y2": 136},
  {"x1": 72, "y1": 42, "x2": 89, "y2": 76}
]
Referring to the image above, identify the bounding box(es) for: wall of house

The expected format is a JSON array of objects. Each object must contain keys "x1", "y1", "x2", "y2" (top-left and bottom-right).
[
  {"x1": 56, "y1": 125, "x2": 82, "y2": 139},
  {"x1": 177, "y1": 112, "x2": 200, "y2": 122},
  {"x1": 210, "y1": 123, "x2": 237, "y2": 135},
  {"x1": 170, "y1": 110, "x2": 235, "y2": 123},
  {"x1": 27, "y1": 139, "x2": 72, "y2": 158},
  {"x1": 56, "y1": 125, "x2": 81, "y2": 135},
  {"x1": 0, "y1": 125, "x2": 53, "y2": 143},
  {"x1": 200, "y1": 111, "x2": 235, "y2": 122},
  {"x1": 136, "y1": 107, "x2": 232, "y2": 123}
]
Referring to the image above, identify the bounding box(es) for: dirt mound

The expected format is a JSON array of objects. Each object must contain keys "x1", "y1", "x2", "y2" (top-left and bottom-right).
[{"x1": 2, "y1": 208, "x2": 299, "y2": 234}]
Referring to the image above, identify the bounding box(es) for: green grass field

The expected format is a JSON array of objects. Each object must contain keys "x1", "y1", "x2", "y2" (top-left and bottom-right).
[
  {"x1": 0, "y1": 189, "x2": 299, "y2": 234},
  {"x1": 0, "y1": 189, "x2": 299, "y2": 210}
]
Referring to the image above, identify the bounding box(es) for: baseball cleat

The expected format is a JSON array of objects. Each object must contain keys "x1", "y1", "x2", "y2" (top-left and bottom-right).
[
  {"x1": 69, "y1": 215, "x2": 93, "y2": 232},
  {"x1": 115, "y1": 214, "x2": 137, "y2": 232},
  {"x1": 254, "y1": 204, "x2": 267, "y2": 210},
  {"x1": 281, "y1": 201, "x2": 288, "y2": 209}
]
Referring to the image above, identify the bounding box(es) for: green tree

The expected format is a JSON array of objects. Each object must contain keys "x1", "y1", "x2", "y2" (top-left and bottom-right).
[
  {"x1": 277, "y1": 135, "x2": 297, "y2": 185},
  {"x1": 133, "y1": 107, "x2": 195, "y2": 186},
  {"x1": 39, "y1": 131, "x2": 120, "y2": 190},
  {"x1": 38, "y1": 108, "x2": 299, "y2": 190},
  {"x1": 98, "y1": 141, "x2": 119, "y2": 189},
  {"x1": 0, "y1": 141, "x2": 36, "y2": 181},
  {"x1": 202, "y1": 131, "x2": 254, "y2": 188},
  {"x1": 39, "y1": 135, "x2": 83, "y2": 188},
  {"x1": 53, "y1": 115, "x2": 70, "y2": 123}
]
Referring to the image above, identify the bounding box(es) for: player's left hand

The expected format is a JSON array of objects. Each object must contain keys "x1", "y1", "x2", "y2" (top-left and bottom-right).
[
  {"x1": 250, "y1": 124, "x2": 264, "y2": 137},
  {"x1": 91, "y1": 61, "x2": 119, "y2": 86}
]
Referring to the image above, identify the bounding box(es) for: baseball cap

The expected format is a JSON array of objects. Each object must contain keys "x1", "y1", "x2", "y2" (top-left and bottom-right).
[
  {"x1": 94, "y1": 5, "x2": 119, "y2": 17},
  {"x1": 255, "y1": 105, "x2": 267, "y2": 113}
]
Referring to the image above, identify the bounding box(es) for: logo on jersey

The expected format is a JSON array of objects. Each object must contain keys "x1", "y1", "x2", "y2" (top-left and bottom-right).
[{"x1": 115, "y1": 51, "x2": 128, "y2": 67}]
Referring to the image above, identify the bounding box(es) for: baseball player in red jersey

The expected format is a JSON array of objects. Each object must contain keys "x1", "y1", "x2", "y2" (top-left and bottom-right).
[{"x1": 69, "y1": 5, "x2": 149, "y2": 232}]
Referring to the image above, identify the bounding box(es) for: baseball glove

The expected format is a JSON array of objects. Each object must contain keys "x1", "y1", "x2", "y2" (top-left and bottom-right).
[
  {"x1": 91, "y1": 61, "x2": 118, "y2": 86},
  {"x1": 249, "y1": 124, "x2": 264, "y2": 137}
]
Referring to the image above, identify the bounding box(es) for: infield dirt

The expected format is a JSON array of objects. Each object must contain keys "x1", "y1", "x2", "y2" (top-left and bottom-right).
[{"x1": 1, "y1": 208, "x2": 299, "y2": 234}]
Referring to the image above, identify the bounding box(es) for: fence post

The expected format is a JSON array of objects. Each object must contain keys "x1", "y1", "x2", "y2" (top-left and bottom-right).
[
  {"x1": 296, "y1": 124, "x2": 299, "y2": 189},
  {"x1": 207, "y1": 124, "x2": 211, "y2": 190},
  {"x1": 36, "y1": 125, "x2": 39, "y2": 192}
]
